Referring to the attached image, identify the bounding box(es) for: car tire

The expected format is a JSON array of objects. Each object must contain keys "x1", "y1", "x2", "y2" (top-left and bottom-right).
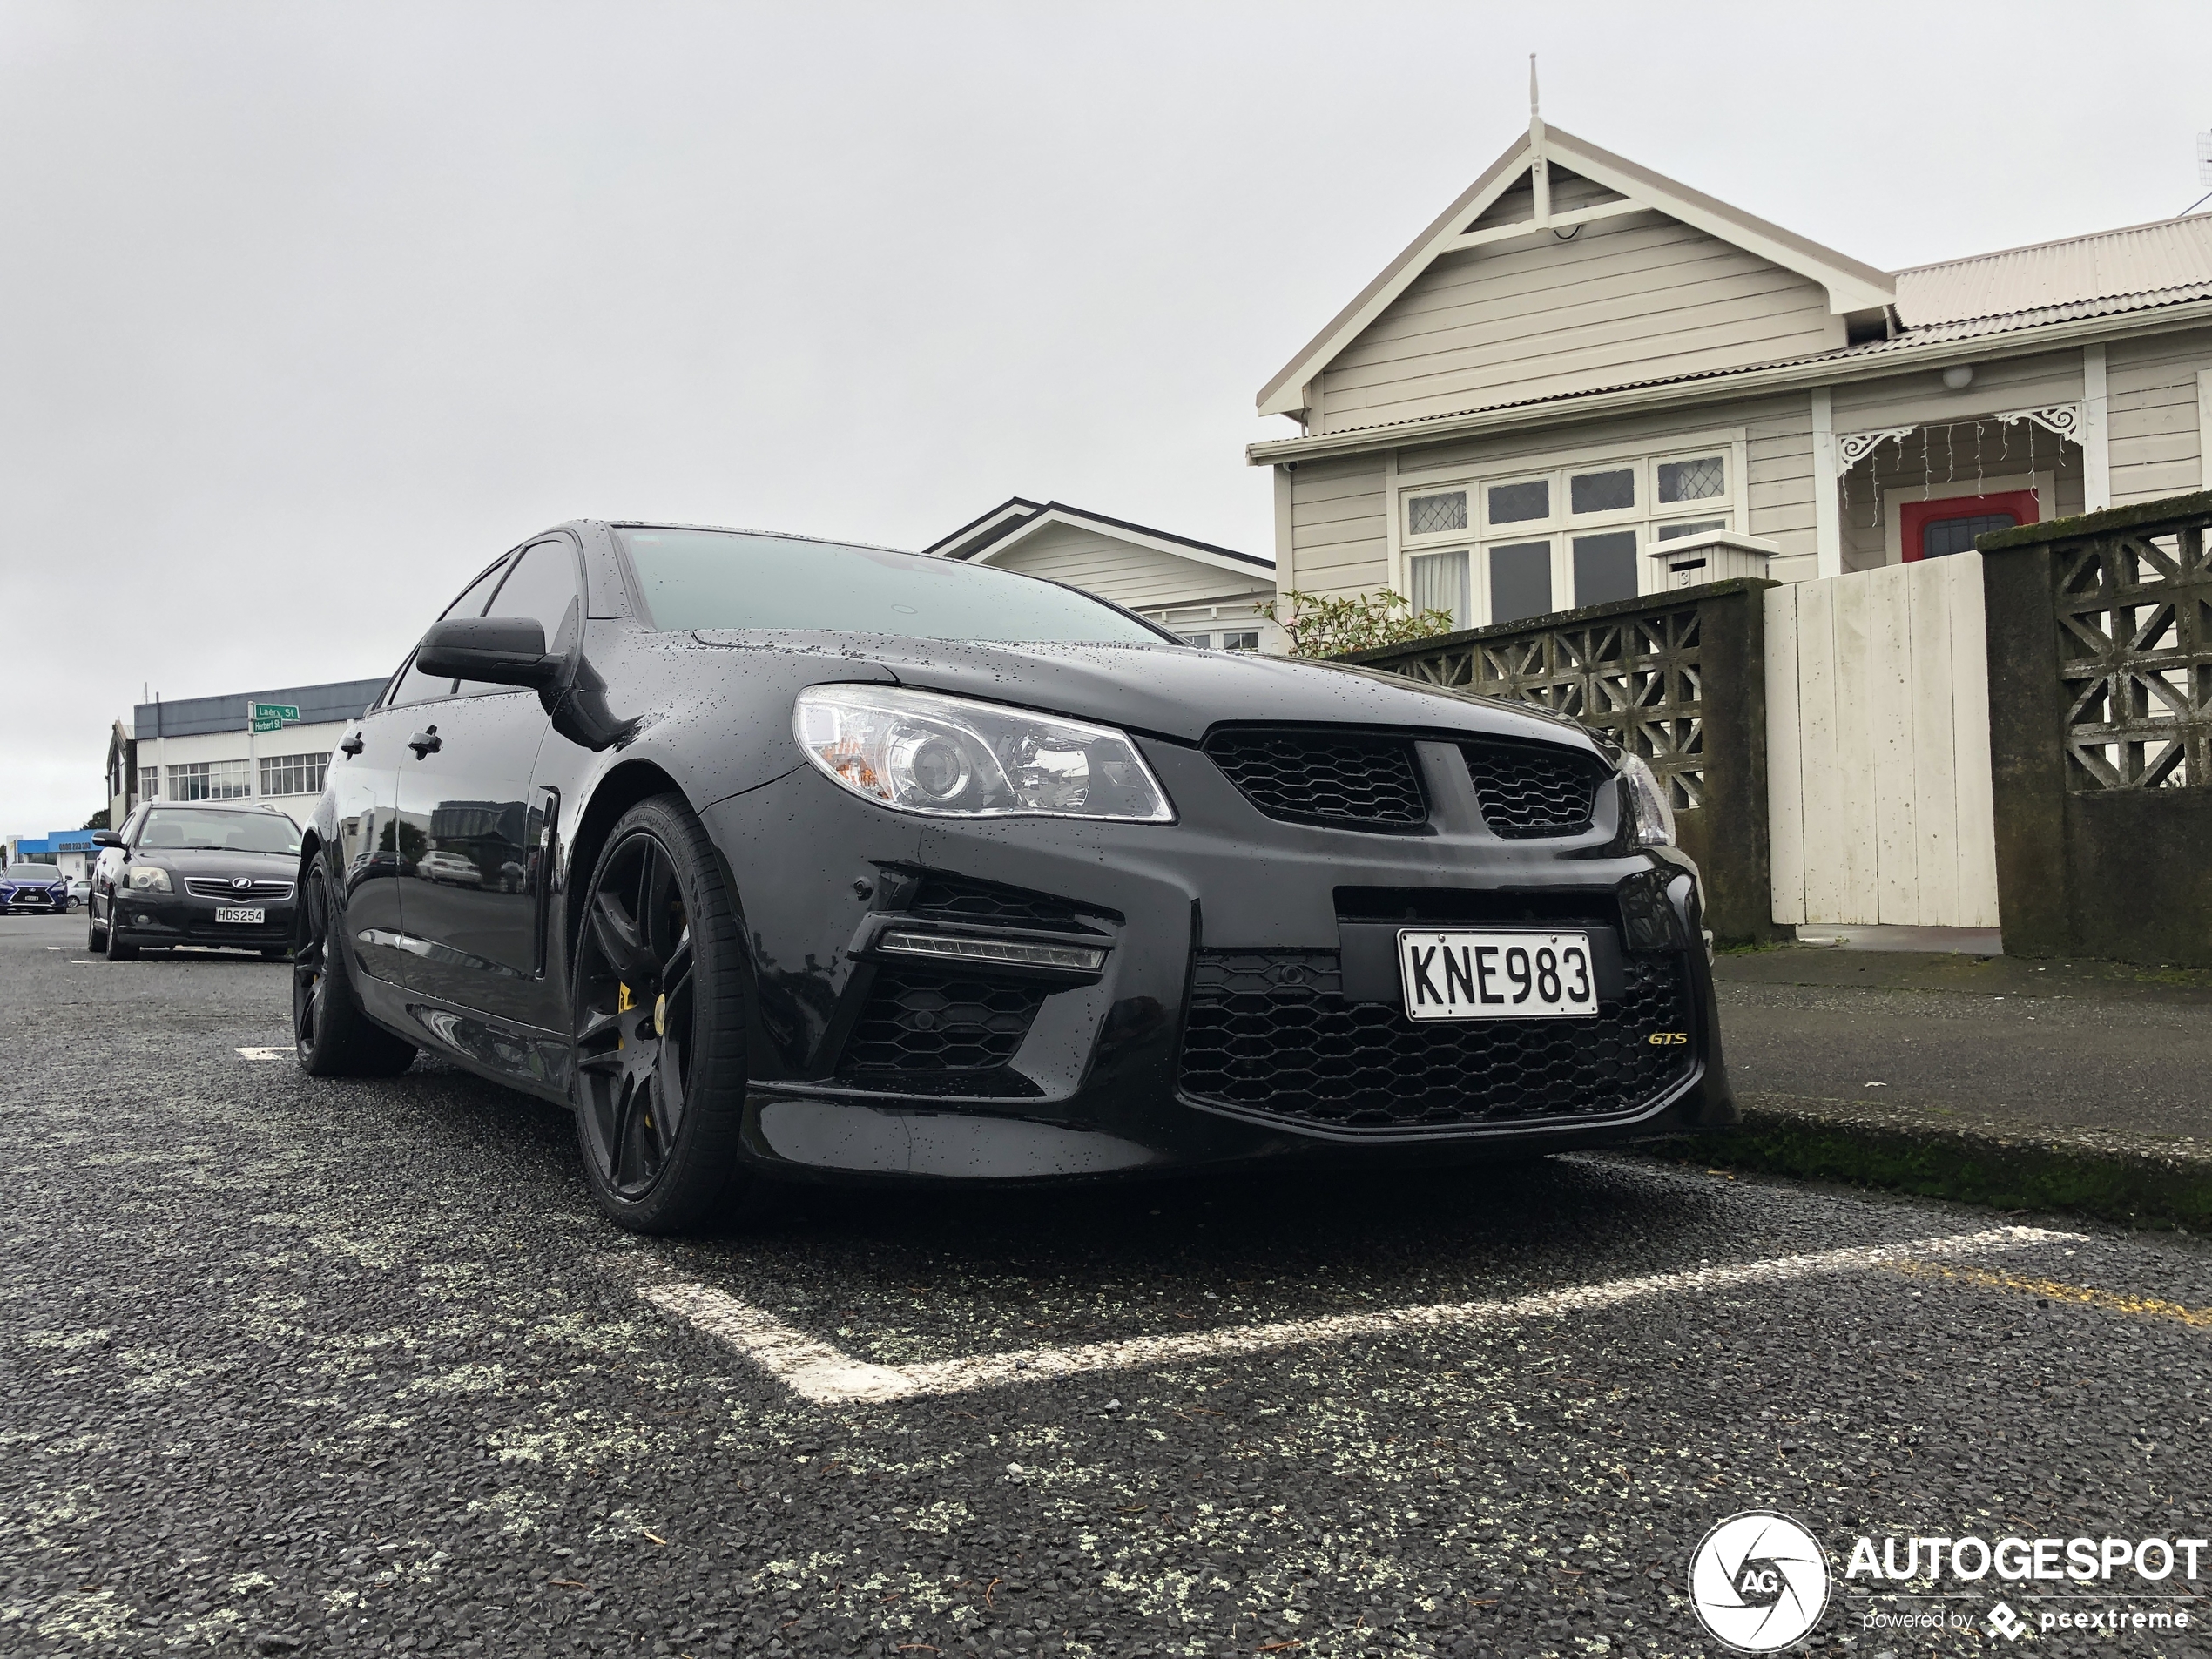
[
  {"x1": 105, "y1": 902, "x2": 138, "y2": 961},
  {"x1": 293, "y1": 862, "x2": 418, "y2": 1078},
  {"x1": 570, "y1": 793, "x2": 752, "y2": 1236},
  {"x1": 87, "y1": 902, "x2": 107, "y2": 952}
]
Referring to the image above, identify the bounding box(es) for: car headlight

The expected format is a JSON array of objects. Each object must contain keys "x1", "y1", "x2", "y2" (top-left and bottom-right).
[
  {"x1": 794, "y1": 685, "x2": 1175, "y2": 822},
  {"x1": 127, "y1": 865, "x2": 172, "y2": 893},
  {"x1": 1619, "y1": 754, "x2": 1676, "y2": 848}
]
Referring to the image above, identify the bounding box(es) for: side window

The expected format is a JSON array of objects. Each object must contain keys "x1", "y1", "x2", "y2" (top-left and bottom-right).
[
  {"x1": 485, "y1": 539, "x2": 581, "y2": 654},
  {"x1": 387, "y1": 555, "x2": 515, "y2": 708}
]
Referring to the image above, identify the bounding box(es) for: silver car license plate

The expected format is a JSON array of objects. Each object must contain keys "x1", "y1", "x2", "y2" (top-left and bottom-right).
[
  {"x1": 214, "y1": 906, "x2": 266, "y2": 925},
  {"x1": 1397, "y1": 929, "x2": 1597, "y2": 1021}
]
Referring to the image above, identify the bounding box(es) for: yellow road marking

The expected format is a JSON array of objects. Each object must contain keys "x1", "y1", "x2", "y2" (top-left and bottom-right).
[{"x1": 1894, "y1": 1261, "x2": 2212, "y2": 1329}]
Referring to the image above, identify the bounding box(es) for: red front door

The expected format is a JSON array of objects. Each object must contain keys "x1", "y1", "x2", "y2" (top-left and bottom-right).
[{"x1": 1899, "y1": 489, "x2": 2041, "y2": 561}]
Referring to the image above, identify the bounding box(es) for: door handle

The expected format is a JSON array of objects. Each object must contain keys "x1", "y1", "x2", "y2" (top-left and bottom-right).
[
  {"x1": 408, "y1": 727, "x2": 442, "y2": 759},
  {"x1": 340, "y1": 733, "x2": 365, "y2": 757}
]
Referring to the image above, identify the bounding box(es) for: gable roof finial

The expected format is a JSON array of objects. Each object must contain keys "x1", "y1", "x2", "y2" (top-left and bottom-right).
[{"x1": 1529, "y1": 54, "x2": 1539, "y2": 122}]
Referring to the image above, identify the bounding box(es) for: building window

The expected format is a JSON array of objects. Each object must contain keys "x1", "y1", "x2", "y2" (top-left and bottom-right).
[
  {"x1": 1409, "y1": 550, "x2": 1470, "y2": 629},
  {"x1": 1572, "y1": 531, "x2": 1640, "y2": 607},
  {"x1": 1406, "y1": 490, "x2": 1467, "y2": 536},
  {"x1": 1177, "y1": 630, "x2": 1264, "y2": 652},
  {"x1": 1487, "y1": 479, "x2": 1550, "y2": 525},
  {"x1": 260, "y1": 752, "x2": 330, "y2": 798},
  {"x1": 1657, "y1": 455, "x2": 1727, "y2": 503},
  {"x1": 1399, "y1": 437, "x2": 1740, "y2": 628},
  {"x1": 1487, "y1": 542, "x2": 1552, "y2": 625},
  {"x1": 1920, "y1": 513, "x2": 2015, "y2": 558},
  {"x1": 138, "y1": 766, "x2": 159, "y2": 803},
  {"x1": 167, "y1": 760, "x2": 252, "y2": 802},
  {"x1": 1569, "y1": 468, "x2": 1635, "y2": 514}
]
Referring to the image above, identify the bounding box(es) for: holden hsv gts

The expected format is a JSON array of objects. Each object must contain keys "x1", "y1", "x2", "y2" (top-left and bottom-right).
[{"x1": 293, "y1": 522, "x2": 1733, "y2": 1233}]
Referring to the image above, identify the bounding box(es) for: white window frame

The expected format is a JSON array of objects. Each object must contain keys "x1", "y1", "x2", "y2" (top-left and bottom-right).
[
  {"x1": 1393, "y1": 427, "x2": 1747, "y2": 628},
  {"x1": 260, "y1": 751, "x2": 331, "y2": 799}
]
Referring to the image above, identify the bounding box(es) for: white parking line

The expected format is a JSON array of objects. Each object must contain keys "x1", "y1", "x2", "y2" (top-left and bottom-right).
[{"x1": 633, "y1": 1224, "x2": 2082, "y2": 1406}]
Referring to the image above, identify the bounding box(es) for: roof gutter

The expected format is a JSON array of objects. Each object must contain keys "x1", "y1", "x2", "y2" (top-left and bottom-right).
[{"x1": 1245, "y1": 296, "x2": 2212, "y2": 466}]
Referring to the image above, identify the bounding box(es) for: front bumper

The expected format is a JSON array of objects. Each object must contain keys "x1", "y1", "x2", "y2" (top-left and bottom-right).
[
  {"x1": 1, "y1": 889, "x2": 69, "y2": 912},
  {"x1": 111, "y1": 889, "x2": 294, "y2": 949},
  {"x1": 700, "y1": 736, "x2": 1735, "y2": 1184}
]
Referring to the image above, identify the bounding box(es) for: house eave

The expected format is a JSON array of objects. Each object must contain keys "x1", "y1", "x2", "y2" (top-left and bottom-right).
[{"x1": 1246, "y1": 296, "x2": 2212, "y2": 466}]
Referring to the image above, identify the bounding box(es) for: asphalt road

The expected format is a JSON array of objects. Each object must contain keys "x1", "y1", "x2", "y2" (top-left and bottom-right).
[
  {"x1": 4, "y1": 915, "x2": 2209, "y2": 1658},
  {"x1": 1714, "y1": 950, "x2": 2212, "y2": 1143}
]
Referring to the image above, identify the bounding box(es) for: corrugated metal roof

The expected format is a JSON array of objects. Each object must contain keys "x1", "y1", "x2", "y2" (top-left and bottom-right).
[
  {"x1": 1895, "y1": 215, "x2": 2212, "y2": 328},
  {"x1": 133, "y1": 677, "x2": 389, "y2": 740}
]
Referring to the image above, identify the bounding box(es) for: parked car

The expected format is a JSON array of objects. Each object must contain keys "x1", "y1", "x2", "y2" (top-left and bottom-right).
[
  {"x1": 69, "y1": 877, "x2": 91, "y2": 907},
  {"x1": 1, "y1": 862, "x2": 71, "y2": 914},
  {"x1": 89, "y1": 801, "x2": 301, "y2": 961},
  {"x1": 418, "y1": 849, "x2": 485, "y2": 887},
  {"x1": 293, "y1": 521, "x2": 1732, "y2": 1234}
]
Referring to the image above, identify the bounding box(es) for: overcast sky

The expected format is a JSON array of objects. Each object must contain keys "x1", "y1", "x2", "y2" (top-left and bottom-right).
[{"x1": 3, "y1": 0, "x2": 2206, "y2": 836}]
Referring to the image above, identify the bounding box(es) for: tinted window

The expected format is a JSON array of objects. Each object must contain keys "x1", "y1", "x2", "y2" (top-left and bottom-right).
[
  {"x1": 389, "y1": 555, "x2": 515, "y2": 707},
  {"x1": 1488, "y1": 542, "x2": 1551, "y2": 625},
  {"x1": 485, "y1": 540, "x2": 580, "y2": 654},
  {"x1": 1573, "y1": 530, "x2": 1640, "y2": 607},
  {"x1": 2, "y1": 863, "x2": 61, "y2": 879},
  {"x1": 134, "y1": 808, "x2": 302, "y2": 854},
  {"x1": 614, "y1": 527, "x2": 1166, "y2": 643}
]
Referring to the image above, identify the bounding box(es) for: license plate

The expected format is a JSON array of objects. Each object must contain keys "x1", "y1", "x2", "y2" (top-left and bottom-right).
[
  {"x1": 1397, "y1": 929, "x2": 1597, "y2": 1021},
  {"x1": 214, "y1": 906, "x2": 266, "y2": 925}
]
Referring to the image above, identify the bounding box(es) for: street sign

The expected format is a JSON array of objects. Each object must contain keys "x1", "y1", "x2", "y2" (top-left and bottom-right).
[
  {"x1": 250, "y1": 715, "x2": 284, "y2": 734},
  {"x1": 250, "y1": 703, "x2": 300, "y2": 722}
]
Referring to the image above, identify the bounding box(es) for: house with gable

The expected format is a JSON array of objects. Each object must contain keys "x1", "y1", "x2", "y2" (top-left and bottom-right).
[
  {"x1": 1250, "y1": 109, "x2": 2212, "y2": 632},
  {"x1": 925, "y1": 497, "x2": 1282, "y2": 651}
]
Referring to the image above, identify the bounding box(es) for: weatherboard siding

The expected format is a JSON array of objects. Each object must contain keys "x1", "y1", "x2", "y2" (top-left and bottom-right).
[
  {"x1": 1286, "y1": 455, "x2": 1390, "y2": 598},
  {"x1": 2108, "y1": 327, "x2": 2212, "y2": 502},
  {"x1": 1313, "y1": 211, "x2": 1839, "y2": 435},
  {"x1": 984, "y1": 523, "x2": 1268, "y2": 612}
]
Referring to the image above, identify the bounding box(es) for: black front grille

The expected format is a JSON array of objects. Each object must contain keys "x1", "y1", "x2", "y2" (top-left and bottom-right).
[
  {"x1": 840, "y1": 965, "x2": 1047, "y2": 1075},
  {"x1": 1204, "y1": 730, "x2": 1427, "y2": 828},
  {"x1": 1461, "y1": 742, "x2": 1607, "y2": 838},
  {"x1": 906, "y1": 872, "x2": 1108, "y2": 933},
  {"x1": 1177, "y1": 948, "x2": 1693, "y2": 1133}
]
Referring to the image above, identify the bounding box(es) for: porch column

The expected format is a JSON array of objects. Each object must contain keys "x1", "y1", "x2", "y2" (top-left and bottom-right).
[
  {"x1": 1811, "y1": 387, "x2": 1842, "y2": 579},
  {"x1": 2082, "y1": 343, "x2": 2111, "y2": 510}
]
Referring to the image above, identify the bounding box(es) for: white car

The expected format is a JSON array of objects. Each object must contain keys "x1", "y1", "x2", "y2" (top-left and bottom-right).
[{"x1": 418, "y1": 850, "x2": 484, "y2": 887}]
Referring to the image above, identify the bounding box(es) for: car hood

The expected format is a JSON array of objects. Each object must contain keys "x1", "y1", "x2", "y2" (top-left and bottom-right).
[
  {"x1": 132, "y1": 848, "x2": 300, "y2": 880},
  {"x1": 690, "y1": 632, "x2": 1601, "y2": 753}
]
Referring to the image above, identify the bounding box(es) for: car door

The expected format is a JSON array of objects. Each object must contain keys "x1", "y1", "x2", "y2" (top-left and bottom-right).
[
  {"x1": 342, "y1": 555, "x2": 514, "y2": 985},
  {"x1": 390, "y1": 535, "x2": 582, "y2": 1026}
]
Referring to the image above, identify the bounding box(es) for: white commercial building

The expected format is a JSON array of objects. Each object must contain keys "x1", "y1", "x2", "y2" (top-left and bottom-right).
[{"x1": 105, "y1": 678, "x2": 390, "y2": 828}]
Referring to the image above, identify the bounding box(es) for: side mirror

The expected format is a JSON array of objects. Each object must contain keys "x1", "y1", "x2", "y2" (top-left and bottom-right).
[
  {"x1": 415, "y1": 617, "x2": 559, "y2": 688},
  {"x1": 91, "y1": 830, "x2": 124, "y2": 847}
]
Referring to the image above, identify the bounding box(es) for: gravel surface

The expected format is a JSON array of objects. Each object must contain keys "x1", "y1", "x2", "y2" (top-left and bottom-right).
[{"x1": 4, "y1": 917, "x2": 2209, "y2": 1657}]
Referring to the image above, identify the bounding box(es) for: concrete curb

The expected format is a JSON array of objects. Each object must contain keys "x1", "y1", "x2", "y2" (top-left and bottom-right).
[{"x1": 1641, "y1": 1094, "x2": 2212, "y2": 1232}]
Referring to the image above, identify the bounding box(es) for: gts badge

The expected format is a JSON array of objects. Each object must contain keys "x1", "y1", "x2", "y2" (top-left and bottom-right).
[{"x1": 1647, "y1": 1031, "x2": 1689, "y2": 1046}]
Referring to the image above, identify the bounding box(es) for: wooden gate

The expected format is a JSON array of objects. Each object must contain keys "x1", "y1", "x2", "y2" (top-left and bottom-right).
[{"x1": 1764, "y1": 556, "x2": 2002, "y2": 928}]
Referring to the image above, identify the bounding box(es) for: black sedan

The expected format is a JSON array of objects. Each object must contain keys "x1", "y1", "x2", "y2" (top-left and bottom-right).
[
  {"x1": 89, "y1": 802, "x2": 302, "y2": 961},
  {"x1": 1, "y1": 862, "x2": 72, "y2": 914},
  {"x1": 293, "y1": 521, "x2": 1734, "y2": 1233}
]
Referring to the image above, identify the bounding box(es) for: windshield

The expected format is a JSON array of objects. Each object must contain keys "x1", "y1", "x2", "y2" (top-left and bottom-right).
[
  {"x1": 136, "y1": 809, "x2": 302, "y2": 855},
  {"x1": 2, "y1": 864, "x2": 61, "y2": 880},
  {"x1": 614, "y1": 527, "x2": 1169, "y2": 644}
]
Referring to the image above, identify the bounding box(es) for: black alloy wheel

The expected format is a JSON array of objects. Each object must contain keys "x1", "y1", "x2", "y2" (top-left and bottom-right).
[
  {"x1": 293, "y1": 861, "x2": 417, "y2": 1077},
  {"x1": 571, "y1": 794, "x2": 750, "y2": 1234}
]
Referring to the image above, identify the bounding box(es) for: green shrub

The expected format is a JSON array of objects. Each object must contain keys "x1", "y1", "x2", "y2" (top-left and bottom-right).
[{"x1": 1260, "y1": 588, "x2": 1459, "y2": 658}]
